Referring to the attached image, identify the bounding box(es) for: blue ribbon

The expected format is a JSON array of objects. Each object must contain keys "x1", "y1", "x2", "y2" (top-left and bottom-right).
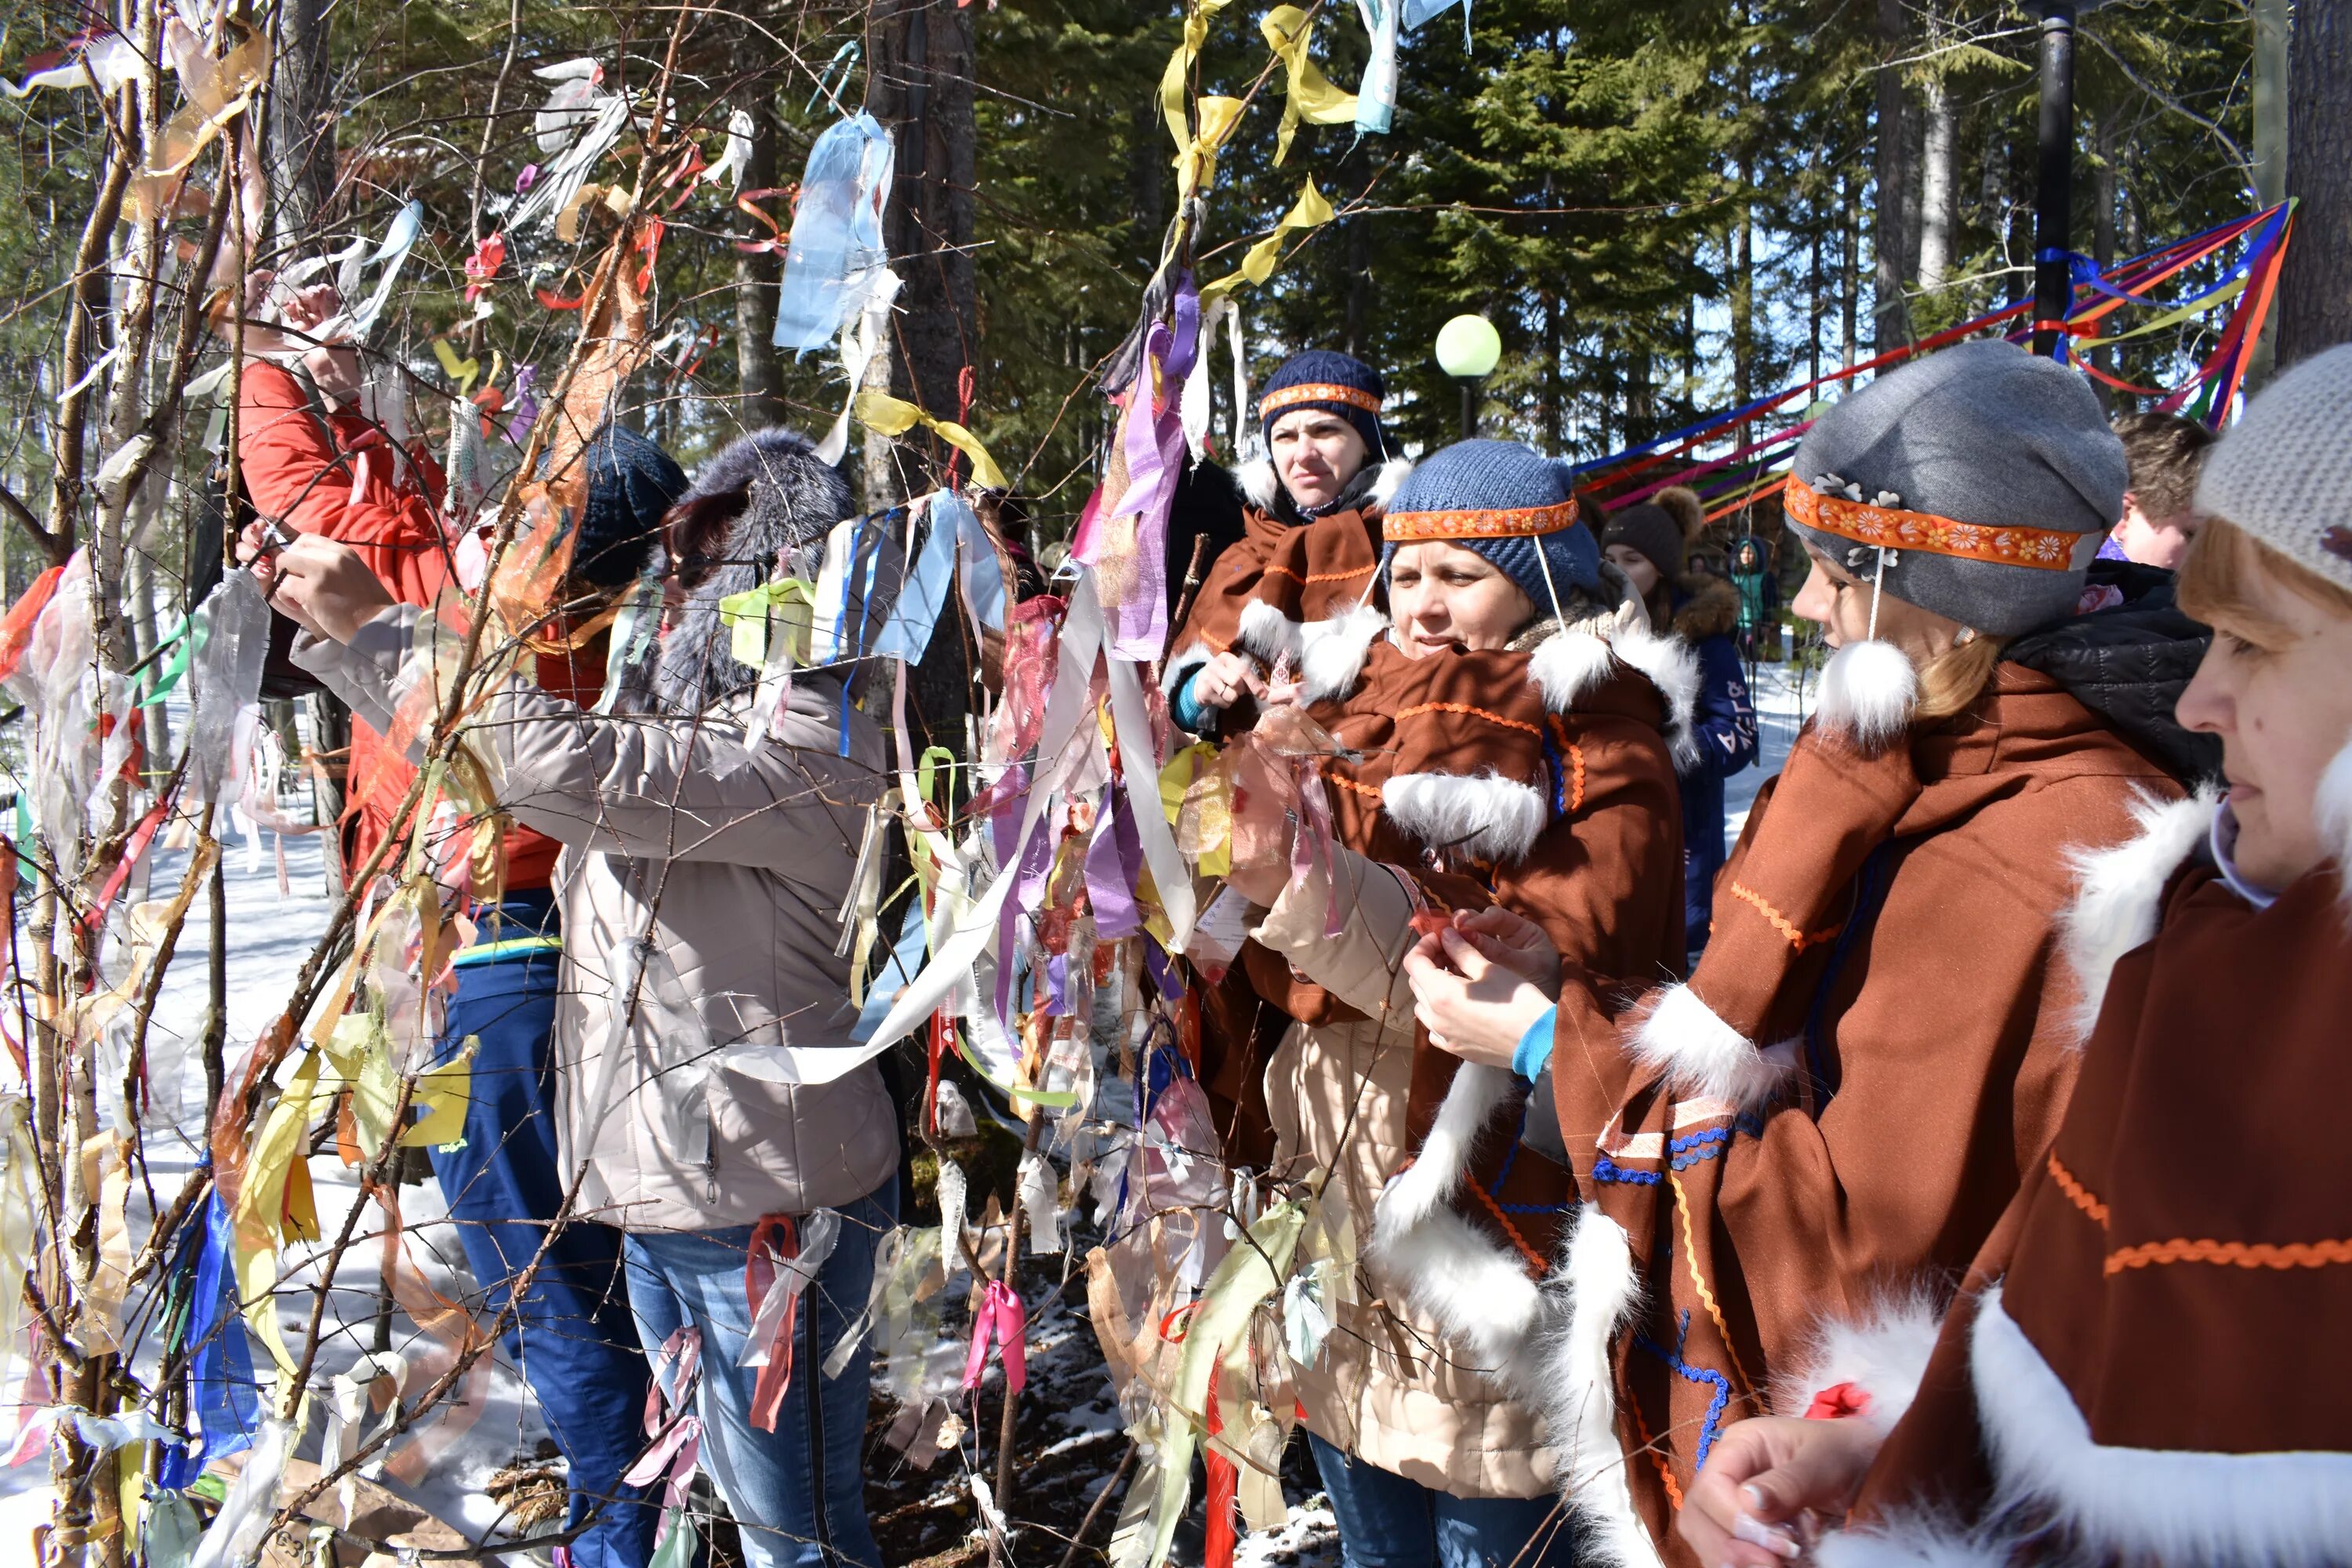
[{"x1": 155, "y1": 1189, "x2": 260, "y2": 1490}]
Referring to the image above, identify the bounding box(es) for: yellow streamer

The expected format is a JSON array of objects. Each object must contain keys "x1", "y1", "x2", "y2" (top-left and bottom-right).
[
  {"x1": 1202, "y1": 179, "x2": 1337, "y2": 303},
  {"x1": 1261, "y1": 5, "x2": 1359, "y2": 165},
  {"x1": 1158, "y1": 0, "x2": 1236, "y2": 151},
  {"x1": 855, "y1": 390, "x2": 1008, "y2": 492},
  {"x1": 432, "y1": 339, "x2": 481, "y2": 396},
  {"x1": 2074, "y1": 274, "x2": 2249, "y2": 346}
]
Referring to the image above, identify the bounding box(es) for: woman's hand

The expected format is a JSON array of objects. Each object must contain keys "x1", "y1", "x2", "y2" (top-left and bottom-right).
[
  {"x1": 240, "y1": 527, "x2": 394, "y2": 643},
  {"x1": 1450, "y1": 905, "x2": 1563, "y2": 991},
  {"x1": 1192, "y1": 651, "x2": 1263, "y2": 712},
  {"x1": 236, "y1": 274, "x2": 362, "y2": 406},
  {"x1": 1401, "y1": 926, "x2": 1556, "y2": 1069},
  {"x1": 1677, "y1": 1415, "x2": 1883, "y2": 1568}
]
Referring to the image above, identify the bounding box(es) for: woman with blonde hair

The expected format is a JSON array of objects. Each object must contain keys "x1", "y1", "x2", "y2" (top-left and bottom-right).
[
  {"x1": 1679, "y1": 339, "x2": 2352, "y2": 1568},
  {"x1": 1405, "y1": 341, "x2": 2217, "y2": 1566}
]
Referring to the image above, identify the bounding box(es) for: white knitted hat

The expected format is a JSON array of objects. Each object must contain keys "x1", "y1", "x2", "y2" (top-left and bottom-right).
[{"x1": 2196, "y1": 343, "x2": 2352, "y2": 595}]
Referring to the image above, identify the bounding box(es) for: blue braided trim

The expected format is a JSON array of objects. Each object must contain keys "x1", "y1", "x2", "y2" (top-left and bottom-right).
[
  {"x1": 1494, "y1": 1197, "x2": 1573, "y2": 1215},
  {"x1": 1664, "y1": 1113, "x2": 1769, "y2": 1171},
  {"x1": 1634, "y1": 1310, "x2": 1734, "y2": 1471},
  {"x1": 1592, "y1": 1155, "x2": 1662, "y2": 1186}
]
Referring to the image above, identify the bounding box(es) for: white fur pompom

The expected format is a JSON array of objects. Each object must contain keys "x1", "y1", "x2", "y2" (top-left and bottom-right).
[
  {"x1": 1381, "y1": 771, "x2": 1546, "y2": 863},
  {"x1": 1815, "y1": 638, "x2": 1918, "y2": 752}
]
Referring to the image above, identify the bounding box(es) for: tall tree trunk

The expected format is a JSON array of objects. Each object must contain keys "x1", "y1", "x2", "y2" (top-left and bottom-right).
[
  {"x1": 1344, "y1": 219, "x2": 1373, "y2": 360},
  {"x1": 1733, "y1": 194, "x2": 1755, "y2": 416},
  {"x1": 1872, "y1": 0, "x2": 1914, "y2": 352},
  {"x1": 2278, "y1": 0, "x2": 2350, "y2": 368},
  {"x1": 270, "y1": 0, "x2": 336, "y2": 238},
  {"x1": 2247, "y1": 0, "x2": 2292, "y2": 386},
  {"x1": 1841, "y1": 169, "x2": 1860, "y2": 369},
  {"x1": 1541, "y1": 292, "x2": 1561, "y2": 452},
  {"x1": 1808, "y1": 214, "x2": 1824, "y2": 387},
  {"x1": 2092, "y1": 108, "x2": 2118, "y2": 397},
  {"x1": 1918, "y1": 76, "x2": 1958, "y2": 294},
  {"x1": 733, "y1": 92, "x2": 788, "y2": 428},
  {"x1": 866, "y1": 0, "x2": 980, "y2": 494}
]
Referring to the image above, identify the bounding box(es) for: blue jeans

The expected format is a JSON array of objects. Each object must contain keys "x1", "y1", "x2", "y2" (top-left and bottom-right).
[
  {"x1": 1308, "y1": 1432, "x2": 1585, "y2": 1568},
  {"x1": 429, "y1": 895, "x2": 658, "y2": 1568},
  {"x1": 622, "y1": 1178, "x2": 896, "y2": 1568}
]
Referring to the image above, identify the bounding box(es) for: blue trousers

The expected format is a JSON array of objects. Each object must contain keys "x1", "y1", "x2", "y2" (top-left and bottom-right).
[
  {"x1": 429, "y1": 895, "x2": 659, "y2": 1568},
  {"x1": 622, "y1": 1178, "x2": 896, "y2": 1568},
  {"x1": 1307, "y1": 1432, "x2": 1584, "y2": 1568}
]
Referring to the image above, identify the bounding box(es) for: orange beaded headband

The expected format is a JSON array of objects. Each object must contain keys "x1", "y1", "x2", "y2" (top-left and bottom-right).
[
  {"x1": 1384, "y1": 497, "x2": 1581, "y2": 543},
  {"x1": 1259, "y1": 382, "x2": 1383, "y2": 419},
  {"x1": 1784, "y1": 480, "x2": 2098, "y2": 573}
]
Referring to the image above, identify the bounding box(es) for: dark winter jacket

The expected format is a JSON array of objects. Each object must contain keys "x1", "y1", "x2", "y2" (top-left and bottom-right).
[
  {"x1": 2005, "y1": 559, "x2": 2221, "y2": 786},
  {"x1": 1669, "y1": 575, "x2": 1758, "y2": 953}
]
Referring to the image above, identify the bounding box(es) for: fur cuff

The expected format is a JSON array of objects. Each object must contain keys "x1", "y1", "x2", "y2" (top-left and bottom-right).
[
  {"x1": 1971, "y1": 1283, "x2": 2352, "y2": 1567},
  {"x1": 1382, "y1": 771, "x2": 1546, "y2": 863},
  {"x1": 1535, "y1": 1208, "x2": 1664, "y2": 1568},
  {"x1": 2058, "y1": 786, "x2": 2220, "y2": 1047},
  {"x1": 1298, "y1": 605, "x2": 1388, "y2": 703},
  {"x1": 1236, "y1": 598, "x2": 1305, "y2": 667},
  {"x1": 1779, "y1": 1294, "x2": 1944, "y2": 1436},
  {"x1": 1161, "y1": 638, "x2": 1216, "y2": 699},
  {"x1": 1371, "y1": 1063, "x2": 1516, "y2": 1239},
  {"x1": 1815, "y1": 639, "x2": 1918, "y2": 753},
  {"x1": 1367, "y1": 1204, "x2": 1547, "y2": 1385},
  {"x1": 1813, "y1": 1519, "x2": 2015, "y2": 1568},
  {"x1": 1626, "y1": 983, "x2": 1798, "y2": 1111}
]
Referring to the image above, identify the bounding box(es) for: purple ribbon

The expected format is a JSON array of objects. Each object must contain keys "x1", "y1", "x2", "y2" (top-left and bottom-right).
[
  {"x1": 1083, "y1": 792, "x2": 1145, "y2": 941},
  {"x1": 1080, "y1": 274, "x2": 1200, "y2": 662}
]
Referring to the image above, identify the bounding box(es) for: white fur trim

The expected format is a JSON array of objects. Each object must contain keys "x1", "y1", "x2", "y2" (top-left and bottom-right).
[
  {"x1": 1813, "y1": 1519, "x2": 2014, "y2": 1568},
  {"x1": 1814, "y1": 639, "x2": 1918, "y2": 753},
  {"x1": 2058, "y1": 785, "x2": 2221, "y2": 1046},
  {"x1": 1366, "y1": 456, "x2": 1413, "y2": 511},
  {"x1": 1534, "y1": 1209, "x2": 1664, "y2": 1568},
  {"x1": 1161, "y1": 638, "x2": 1215, "y2": 698},
  {"x1": 1381, "y1": 771, "x2": 1546, "y2": 863},
  {"x1": 1368, "y1": 1205, "x2": 1547, "y2": 1384},
  {"x1": 1235, "y1": 597, "x2": 1305, "y2": 666},
  {"x1": 1529, "y1": 630, "x2": 1618, "y2": 713},
  {"x1": 1626, "y1": 983, "x2": 1797, "y2": 1111},
  {"x1": 1778, "y1": 1292, "x2": 1944, "y2": 1436},
  {"x1": 1297, "y1": 605, "x2": 1388, "y2": 703},
  {"x1": 2319, "y1": 735, "x2": 2352, "y2": 914},
  {"x1": 1372, "y1": 1063, "x2": 1515, "y2": 1237},
  {"x1": 1604, "y1": 621, "x2": 1704, "y2": 769},
  {"x1": 1237, "y1": 458, "x2": 1281, "y2": 511},
  {"x1": 1972, "y1": 1282, "x2": 2352, "y2": 1566}
]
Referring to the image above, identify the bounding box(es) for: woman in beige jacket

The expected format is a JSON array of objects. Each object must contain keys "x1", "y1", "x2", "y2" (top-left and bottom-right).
[{"x1": 252, "y1": 429, "x2": 897, "y2": 1568}]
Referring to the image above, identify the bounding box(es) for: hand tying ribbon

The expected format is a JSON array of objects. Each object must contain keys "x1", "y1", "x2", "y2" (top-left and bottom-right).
[
  {"x1": 623, "y1": 1327, "x2": 705, "y2": 1545},
  {"x1": 963, "y1": 1278, "x2": 1028, "y2": 1398}
]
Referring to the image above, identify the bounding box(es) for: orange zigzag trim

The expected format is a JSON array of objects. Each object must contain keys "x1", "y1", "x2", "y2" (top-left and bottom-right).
[
  {"x1": 1319, "y1": 765, "x2": 1384, "y2": 801},
  {"x1": 2047, "y1": 1152, "x2": 2110, "y2": 1225},
  {"x1": 1394, "y1": 700, "x2": 1543, "y2": 737},
  {"x1": 1727, "y1": 881, "x2": 1842, "y2": 951},
  {"x1": 2105, "y1": 1236, "x2": 2352, "y2": 1276},
  {"x1": 1261, "y1": 561, "x2": 1377, "y2": 584}
]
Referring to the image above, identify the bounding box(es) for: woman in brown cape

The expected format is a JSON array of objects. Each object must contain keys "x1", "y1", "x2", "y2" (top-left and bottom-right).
[
  {"x1": 1405, "y1": 343, "x2": 2217, "y2": 1568},
  {"x1": 1675, "y1": 344, "x2": 2352, "y2": 1568},
  {"x1": 1218, "y1": 438, "x2": 1697, "y2": 1566},
  {"x1": 1166, "y1": 350, "x2": 1413, "y2": 735}
]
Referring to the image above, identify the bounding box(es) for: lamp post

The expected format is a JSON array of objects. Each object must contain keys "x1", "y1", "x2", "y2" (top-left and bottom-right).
[
  {"x1": 1436, "y1": 314, "x2": 1502, "y2": 437},
  {"x1": 2031, "y1": 2, "x2": 2077, "y2": 358}
]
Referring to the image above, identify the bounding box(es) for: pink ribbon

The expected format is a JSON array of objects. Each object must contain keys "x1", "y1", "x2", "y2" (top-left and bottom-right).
[
  {"x1": 743, "y1": 1214, "x2": 801, "y2": 1432},
  {"x1": 624, "y1": 1327, "x2": 704, "y2": 1542},
  {"x1": 962, "y1": 1279, "x2": 1028, "y2": 1398}
]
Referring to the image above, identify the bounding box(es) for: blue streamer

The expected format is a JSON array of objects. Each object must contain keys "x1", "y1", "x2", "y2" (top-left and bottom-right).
[{"x1": 156, "y1": 1189, "x2": 260, "y2": 1490}]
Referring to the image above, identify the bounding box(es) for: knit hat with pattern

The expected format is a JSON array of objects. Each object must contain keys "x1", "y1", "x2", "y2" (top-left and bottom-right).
[
  {"x1": 1381, "y1": 438, "x2": 1602, "y2": 611},
  {"x1": 1787, "y1": 339, "x2": 2123, "y2": 637},
  {"x1": 1258, "y1": 349, "x2": 1386, "y2": 456},
  {"x1": 572, "y1": 424, "x2": 691, "y2": 588},
  {"x1": 2196, "y1": 343, "x2": 2352, "y2": 596}
]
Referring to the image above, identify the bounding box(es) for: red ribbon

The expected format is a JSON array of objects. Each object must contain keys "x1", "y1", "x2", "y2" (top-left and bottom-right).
[
  {"x1": 1203, "y1": 1381, "x2": 1239, "y2": 1568},
  {"x1": 962, "y1": 1279, "x2": 1027, "y2": 1397},
  {"x1": 745, "y1": 1214, "x2": 801, "y2": 1432},
  {"x1": 1803, "y1": 1381, "x2": 1871, "y2": 1421}
]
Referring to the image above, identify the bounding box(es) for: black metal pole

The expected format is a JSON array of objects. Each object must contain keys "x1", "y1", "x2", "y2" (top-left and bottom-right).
[
  {"x1": 1459, "y1": 377, "x2": 1478, "y2": 438},
  {"x1": 2031, "y1": 2, "x2": 2077, "y2": 357}
]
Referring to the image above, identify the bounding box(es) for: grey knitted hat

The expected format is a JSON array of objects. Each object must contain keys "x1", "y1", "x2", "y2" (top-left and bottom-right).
[
  {"x1": 1787, "y1": 339, "x2": 2125, "y2": 637},
  {"x1": 2197, "y1": 343, "x2": 2352, "y2": 597}
]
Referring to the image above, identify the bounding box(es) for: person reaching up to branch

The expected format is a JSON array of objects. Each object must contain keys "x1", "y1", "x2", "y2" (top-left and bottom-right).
[{"x1": 246, "y1": 427, "x2": 898, "y2": 1568}]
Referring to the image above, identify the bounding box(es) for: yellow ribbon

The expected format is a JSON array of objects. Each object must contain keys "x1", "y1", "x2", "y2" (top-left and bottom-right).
[
  {"x1": 855, "y1": 391, "x2": 1008, "y2": 491},
  {"x1": 1261, "y1": 5, "x2": 1359, "y2": 165},
  {"x1": 1202, "y1": 180, "x2": 1337, "y2": 304},
  {"x1": 431, "y1": 339, "x2": 481, "y2": 396},
  {"x1": 717, "y1": 578, "x2": 816, "y2": 667},
  {"x1": 1159, "y1": 0, "x2": 1236, "y2": 151},
  {"x1": 2074, "y1": 274, "x2": 2250, "y2": 346}
]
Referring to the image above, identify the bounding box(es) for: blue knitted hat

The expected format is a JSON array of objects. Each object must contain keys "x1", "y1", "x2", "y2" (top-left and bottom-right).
[
  {"x1": 1381, "y1": 439, "x2": 1602, "y2": 611},
  {"x1": 1259, "y1": 349, "x2": 1386, "y2": 456},
  {"x1": 568, "y1": 425, "x2": 691, "y2": 588}
]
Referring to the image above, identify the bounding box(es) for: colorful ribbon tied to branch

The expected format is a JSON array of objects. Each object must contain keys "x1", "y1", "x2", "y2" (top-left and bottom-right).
[
  {"x1": 963, "y1": 1278, "x2": 1029, "y2": 1397},
  {"x1": 854, "y1": 391, "x2": 1008, "y2": 492}
]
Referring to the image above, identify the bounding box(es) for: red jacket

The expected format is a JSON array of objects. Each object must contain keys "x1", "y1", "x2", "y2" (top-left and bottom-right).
[{"x1": 238, "y1": 362, "x2": 568, "y2": 891}]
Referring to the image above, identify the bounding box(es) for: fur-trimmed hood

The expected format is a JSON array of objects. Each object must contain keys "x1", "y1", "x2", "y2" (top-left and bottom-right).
[{"x1": 1670, "y1": 574, "x2": 1740, "y2": 641}]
